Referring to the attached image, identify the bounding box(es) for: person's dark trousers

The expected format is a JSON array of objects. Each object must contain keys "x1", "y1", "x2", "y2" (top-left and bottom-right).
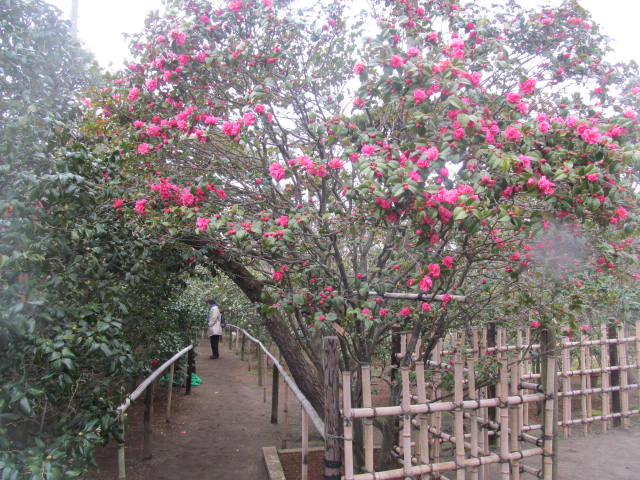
[{"x1": 209, "y1": 335, "x2": 221, "y2": 358}]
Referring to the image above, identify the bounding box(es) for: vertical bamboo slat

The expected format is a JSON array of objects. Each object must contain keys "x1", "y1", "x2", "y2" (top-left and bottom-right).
[
  {"x1": 415, "y1": 362, "x2": 430, "y2": 480},
  {"x1": 432, "y1": 340, "x2": 443, "y2": 468},
  {"x1": 343, "y1": 371, "x2": 354, "y2": 480},
  {"x1": 257, "y1": 347, "x2": 264, "y2": 387},
  {"x1": 469, "y1": 331, "x2": 480, "y2": 480},
  {"x1": 636, "y1": 321, "x2": 640, "y2": 417},
  {"x1": 541, "y1": 326, "x2": 557, "y2": 480},
  {"x1": 561, "y1": 338, "x2": 571, "y2": 438},
  {"x1": 579, "y1": 334, "x2": 588, "y2": 435},
  {"x1": 523, "y1": 328, "x2": 531, "y2": 427},
  {"x1": 479, "y1": 328, "x2": 488, "y2": 480},
  {"x1": 361, "y1": 365, "x2": 374, "y2": 473},
  {"x1": 600, "y1": 324, "x2": 610, "y2": 432},
  {"x1": 324, "y1": 337, "x2": 341, "y2": 480},
  {"x1": 454, "y1": 347, "x2": 466, "y2": 480},
  {"x1": 271, "y1": 364, "x2": 279, "y2": 424},
  {"x1": 142, "y1": 381, "x2": 155, "y2": 460},
  {"x1": 497, "y1": 330, "x2": 510, "y2": 480},
  {"x1": 617, "y1": 325, "x2": 630, "y2": 428},
  {"x1": 401, "y1": 367, "x2": 412, "y2": 479},
  {"x1": 510, "y1": 332, "x2": 521, "y2": 480}
]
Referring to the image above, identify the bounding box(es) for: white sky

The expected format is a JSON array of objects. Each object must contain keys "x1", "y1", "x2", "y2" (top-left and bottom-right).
[{"x1": 48, "y1": 0, "x2": 640, "y2": 70}]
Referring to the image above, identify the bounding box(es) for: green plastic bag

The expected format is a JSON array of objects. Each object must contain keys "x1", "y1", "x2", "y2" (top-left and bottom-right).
[{"x1": 160, "y1": 372, "x2": 202, "y2": 386}]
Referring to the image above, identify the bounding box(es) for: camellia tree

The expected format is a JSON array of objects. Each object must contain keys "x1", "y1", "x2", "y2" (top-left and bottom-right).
[{"x1": 82, "y1": 0, "x2": 640, "y2": 467}]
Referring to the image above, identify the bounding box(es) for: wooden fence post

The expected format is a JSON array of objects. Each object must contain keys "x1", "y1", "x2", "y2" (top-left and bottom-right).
[
  {"x1": 323, "y1": 336, "x2": 341, "y2": 480},
  {"x1": 302, "y1": 407, "x2": 309, "y2": 480},
  {"x1": 142, "y1": 381, "x2": 156, "y2": 460},
  {"x1": 608, "y1": 320, "x2": 621, "y2": 427},
  {"x1": 166, "y1": 363, "x2": 174, "y2": 423},
  {"x1": 186, "y1": 348, "x2": 195, "y2": 395},
  {"x1": 241, "y1": 333, "x2": 246, "y2": 361},
  {"x1": 270, "y1": 364, "x2": 279, "y2": 424},
  {"x1": 258, "y1": 347, "x2": 264, "y2": 387},
  {"x1": 118, "y1": 416, "x2": 126, "y2": 480},
  {"x1": 487, "y1": 321, "x2": 497, "y2": 446}
]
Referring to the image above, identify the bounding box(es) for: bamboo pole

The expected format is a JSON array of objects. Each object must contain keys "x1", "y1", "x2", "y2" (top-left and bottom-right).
[
  {"x1": 302, "y1": 407, "x2": 309, "y2": 480},
  {"x1": 361, "y1": 365, "x2": 375, "y2": 473},
  {"x1": 432, "y1": 340, "x2": 443, "y2": 468},
  {"x1": 608, "y1": 322, "x2": 621, "y2": 427},
  {"x1": 454, "y1": 347, "x2": 466, "y2": 480},
  {"x1": 497, "y1": 329, "x2": 510, "y2": 480},
  {"x1": 479, "y1": 328, "x2": 488, "y2": 480},
  {"x1": 561, "y1": 337, "x2": 571, "y2": 438},
  {"x1": 510, "y1": 331, "x2": 522, "y2": 480},
  {"x1": 324, "y1": 337, "x2": 341, "y2": 480},
  {"x1": 523, "y1": 328, "x2": 530, "y2": 427},
  {"x1": 541, "y1": 325, "x2": 557, "y2": 480},
  {"x1": 601, "y1": 324, "x2": 611, "y2": 432},
  {"x1": 401, "y1": 367, "x2": 412, "y2": 480},
  {"x1": 469, "y1": 331, "x2": 480, "y2": 480},
  {"x1": 415, "y1": 361, "x2": 430, "y2": 480},
  {"x1": 165, "y1": 363, "x2": 174, "y2": 423},
  {"x1": 617, "y1": 324, "x2": 630, "y2": 428},
  {"x1": 142, "y1": 380, "x2": 155, "y2": 460},
  {"x1": 579, "y1": 333, "x2": 588, "y2": 434},
  {"x1": 391, "y1": 324, "x2": 401, "y2": 381}
]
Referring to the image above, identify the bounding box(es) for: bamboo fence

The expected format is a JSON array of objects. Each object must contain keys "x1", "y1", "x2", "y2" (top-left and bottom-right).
[{"x1": 341, "y1": 320, "x2": 640, "y2": 480}]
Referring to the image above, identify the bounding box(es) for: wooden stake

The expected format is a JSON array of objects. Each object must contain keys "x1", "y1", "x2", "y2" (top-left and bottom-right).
[
  {"x1": 271, "y1": 364, "x2": 279, "y2": 424},
  {"x1": 118, "y1": 416, "x2": 126, "y2": 480},
  {"x1": 143, "y1": 381, "x2": 155, "y2": 460},
  {"x1": 432, "y1": 340, "x2": 443, "y2": 468},
  {"x1": 166, "y1": 363, "x2": 174, "y2": 423},
  {"x1": 579, "y1": 333, "x2": 588, "y2": 434},
  {"x1": 185, "y1": 349, "x2": 194, "y2": 395},
  {"x1": 361, "y1": 365, "x2": 374, "y2": 473},
  {"x1": 391, "y1": 324, "x2": 401, "y2": 381},
  {"x1": 302, "y1": 407, "x2": 309, "y2": 480},
  {"x1": 343, "y1": 371, "x2": 354, "y2": 480},
  {"x1": 282, "y1": 383, "x2": 290, "y2": 449},
  {"x1": 608, "y1": 322, "x2": 622, "y2": 427},
  {"x1": 510, "y1": 331, "x2": 522, "y2": 480},
  {"x1": 469, "y1": 331, "x2": 479, "y2": 480},
  {"x1": 324, "y1": 337, "x2": 341, "y2": 480}
]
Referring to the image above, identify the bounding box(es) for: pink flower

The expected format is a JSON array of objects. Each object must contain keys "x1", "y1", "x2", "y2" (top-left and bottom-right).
[
  {"x1": 407, "y1": 46, "x2": 420, "y2": 57},
  {"x1": 428, "y1": 264, "x2": 441, "y2": 278},
  {"x1": 242, "y1": 112, "x2": 256, "y2": 126},
  {"x1": 353, "y1": 62, "x2": 365, "y2": 74},
  {"x1": 586, "y1": 173, "x2": 598, "y2": 182},
  {"x1": 254, "y1": 104, "x2": 266, "y2": 114},
  {"x1": 361, "y1": 144, "x2": 376, "y2": 156},
  {"x1": 421, "y1": 302, "x2": 431, "y2": 312},
  {"x1": 196, "y1": 217, "x2": 210, "y2": 231},
  {"x1": 530, "y1": 320, "x2": 541, "y2": 329},
  {"x1": 272, "y1": 270, "x2": 284, "y2": 282},
  {"x1": 519, "y1": 77, "x2": 536, "y2": 95},
  {"x1": 580, "y1": 127, "x2": 601, "y2": 144},
  {"x1": 389, "y1": 55, "x2": 405, "y2": 68},
  {"x1": 128, "y1": 87, "x2": 140, "y2": 102},
  {"x1": 442, "y1": 256, "x2": 454, "y2": 268},
  {"x1": 134, "y1": 199, "x2": 148, "y2": 215},
  {"x1": 146, "y1": 124, "x2": 161, "y2": 137},
  {"x1": 399, "y1": 307, "x2": 412, "y2": 316},
  {"x1": 442, "y1": 294, "x2": 452, "y2": 307},
  {"x1": 228, "y1": 0, "x2": 243, "y2": 11},
  {"x1": 328, "y1": 158, "x2": 344, "y2": 169},
  {"x1": 413, "y1": 89, "x2": 427, "y2": 105},
  {"x1": 275, "y1": 215, "x2": 289, "y2": 227},
  {"x1": 408, "y1": 170, "x2": 421, "y2": 181},
  {"x1": 178, "y1": 54, "x2": 190, "y2": 66},
  {"x1": 623, "y1": 110, "x2": 637, "y2": 119},
  {"x1": 137, "y1": 143, "x2": 151, "y2": 154},
  {"x1": 419, "y1": 275, "x2": 433, "y2": 292},
  {"x1": 269, "y1": 162, "x2": 286, "y2": 181},
  {"x1": 504, "y1": 125, "x2": 522, "y2": 141},
  {"x1": 112, "y1": 198, "x2": 124, "y2": 209},
  {"x1": 580, "y1": 325, "x2": 591, "y2": 332},
  {"x1": 425, "y1": 147, "x2": 439, "y2": 161},
  {"x1": 537, "y1": 176, "x2": 556, "y2": 195},
  {"x1": 538, "y1": 120, "x2": 551, "y2": 133},
  {"x1": 506, "y1": 92, "x2": 521, "y2": 103}
]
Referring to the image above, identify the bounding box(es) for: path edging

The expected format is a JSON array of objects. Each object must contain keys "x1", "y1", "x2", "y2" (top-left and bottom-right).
[{"x1": 262, "y1": 446, "x2": 286, "y2": 480}]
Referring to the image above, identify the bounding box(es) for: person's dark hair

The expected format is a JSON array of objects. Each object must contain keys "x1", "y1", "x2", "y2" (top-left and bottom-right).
[{"x1": 204, "y1": 296, "x2": 216, "y2": 305}]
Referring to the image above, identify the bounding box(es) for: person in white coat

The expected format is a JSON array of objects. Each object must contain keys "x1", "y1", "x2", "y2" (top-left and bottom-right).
[{"x1": 205, "y1": 297, "x2": 222, "y2": 359}]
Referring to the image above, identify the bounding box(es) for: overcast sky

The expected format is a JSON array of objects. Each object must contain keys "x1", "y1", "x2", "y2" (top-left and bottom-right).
[{"x1": 48, "y1": 0, "x2": 640, "y2": 70}]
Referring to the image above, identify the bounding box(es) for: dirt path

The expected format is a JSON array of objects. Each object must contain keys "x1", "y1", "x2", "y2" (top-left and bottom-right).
[{"x1": 90, "y1": 338, "x2": 293, "y2": 480}]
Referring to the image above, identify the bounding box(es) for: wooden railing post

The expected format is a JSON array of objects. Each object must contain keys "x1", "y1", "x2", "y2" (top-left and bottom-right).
[
  {"x1": 142, "y1": 380, "x2": 156, "y2": 460},
  {"x1": 541, "y1": 325, "x2": 558, "y2": 480},
  {"x1": 323, "y1": 336, "x2": 341, "y2": 480},
  {"x1": 118, "y1": 415, "x2": 126, "y2": 480},
  {"x1": 391, "y1": 324, "x2": 401, "y2": 381},
  {"x1": 271, "y1": 364, "x2": 279, "y2": 424},
  {"x1": 166, "y1": 364, "x2": 175, "y2": 422},
  {"x1": 258, "y1": 347, "x2": 264, "y2": 387},
  {"x1": 186, "y1": 348, "x2": 195, "y2": 395}
]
